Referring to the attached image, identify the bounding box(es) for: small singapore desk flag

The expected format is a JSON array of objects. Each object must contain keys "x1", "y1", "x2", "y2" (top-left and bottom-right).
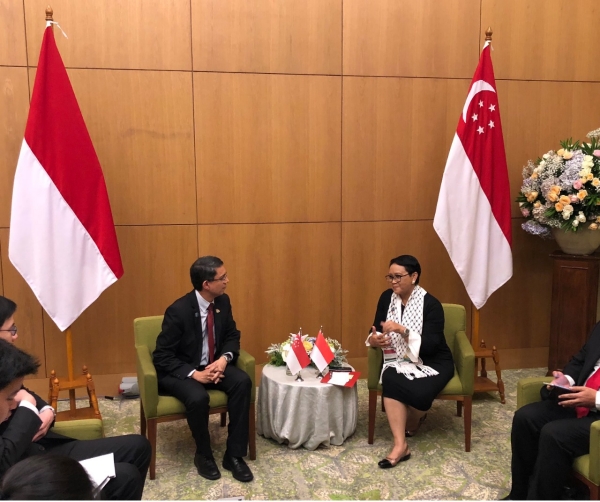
[
  {"x1": 285, "y1": 332, "x2": 311, "y2": 375},
  {"x1": 9, "y1": 23, "x2": 123, "y2": 331}
]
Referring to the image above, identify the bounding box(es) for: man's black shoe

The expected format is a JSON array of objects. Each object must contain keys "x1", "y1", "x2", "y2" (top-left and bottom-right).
[
  {"x1": 222, "y1": 453, "x2": 253, "y2": 482},
  {"x1": 194, "y1": 453, "x2": 221, "y2": 480}
]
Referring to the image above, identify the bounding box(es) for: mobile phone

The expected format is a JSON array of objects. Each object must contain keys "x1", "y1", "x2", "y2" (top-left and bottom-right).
[
  {"x1": 546, "y1": 383, "x2": 576, "y2": 396},
  {"x1": 328, "y1": 367, "x2": 352, "y2": 372}
]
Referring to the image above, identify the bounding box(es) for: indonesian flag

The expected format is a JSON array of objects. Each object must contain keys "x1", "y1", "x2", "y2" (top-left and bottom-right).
[
  {"x1": 433, "y1": 42, "x2": 512, "y2": 310},
  {"x1": 9, "y1": 26, "x2": 123, "y2": 331},
  {"x1": 310, "y1": 330, "x2": 334, "y2": 372},
  {"x1": 285, "y1": 332, "x2": 310, "y2": 375}
]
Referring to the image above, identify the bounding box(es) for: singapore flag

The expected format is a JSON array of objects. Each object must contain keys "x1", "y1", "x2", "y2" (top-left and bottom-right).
[{"x1": 433, "y1": 42, "x2": 512, "y2": 310}]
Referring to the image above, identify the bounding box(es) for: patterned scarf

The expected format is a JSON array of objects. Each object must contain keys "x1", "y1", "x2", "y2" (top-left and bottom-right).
[{"x1": 379, "y1": 285, "x2": 439, "y2": 383}]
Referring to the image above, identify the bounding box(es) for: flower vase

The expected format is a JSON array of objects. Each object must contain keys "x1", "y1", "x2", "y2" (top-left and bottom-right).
[{"x1": 552, "y1": 227, "x2": 600, "y2": 255}]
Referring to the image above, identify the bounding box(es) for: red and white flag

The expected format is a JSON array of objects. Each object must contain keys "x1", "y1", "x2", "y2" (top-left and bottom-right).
[
  {"x1": 285, "y1": 332, "x2": 310, "y2": 375},
  {"x1": 9, "y1": 26, "x2": 123, "y2": 331},
  {"x1": 310, "y1": 330, "x2": 335, "y2": 372},
  {"x1": 433, "y1": 42, "x2": 512, "y2": 309}
]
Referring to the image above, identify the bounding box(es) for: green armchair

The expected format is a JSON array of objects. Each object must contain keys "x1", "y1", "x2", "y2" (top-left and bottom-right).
[
  {"x1": 517, "y1": 376, "x2": 600, "y2": 499},
  {"x1": 367, "y1": 303, "x2": 475, "y2": 451},
  {"x1": 134, "y1": 315, "x2": 257, "y2": 480},
  {"x1": 52, "y1": 419, "x2": 104, "y2": 440}
]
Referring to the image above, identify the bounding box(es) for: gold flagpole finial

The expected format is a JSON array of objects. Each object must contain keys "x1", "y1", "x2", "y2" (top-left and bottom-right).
[
  {"x1": 485, "y1": 27, "x2": 493, "y2": 42},
  {"x1": 45, "y1": 5, "x2": 53, "y2": 22}
]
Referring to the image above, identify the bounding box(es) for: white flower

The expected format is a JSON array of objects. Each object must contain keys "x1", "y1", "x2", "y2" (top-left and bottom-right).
[
  {"x1": 543, "y1": 153, "x2": 550, "y2": 160},
  {"x1": 584, "y1": 155, "x2": 594, "y2": 162},
  {"x1": 572, "y1": 219, "x2": 580, "y2": 227},
  {"x1": 577, "y1": 211, "x2": 587, "y2": 223}
]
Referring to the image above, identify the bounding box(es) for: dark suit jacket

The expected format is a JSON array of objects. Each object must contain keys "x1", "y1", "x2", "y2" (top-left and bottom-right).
[
  {"x1": 0, "y1": 390, "x2": 72, "y2": 478},
  {"x1": 153, "y1": 291, "x2": 241, "y2": 380},
  {"x1": 563, "y1": 321, "x2": 600, "y2": 385}
]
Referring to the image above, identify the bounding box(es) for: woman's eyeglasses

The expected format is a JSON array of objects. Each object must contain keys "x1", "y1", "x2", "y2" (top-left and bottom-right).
[
  {"x1": 384, "y1": 273, "x2": 410, "y2": 283},
  {"x1": 0, "y1": 325, "x2": 17, "y2": 336}
]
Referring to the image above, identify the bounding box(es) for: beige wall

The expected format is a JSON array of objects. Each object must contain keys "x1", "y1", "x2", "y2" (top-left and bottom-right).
[{"x1": 2, "y1": 0, "x2": 599, "y2": 391}]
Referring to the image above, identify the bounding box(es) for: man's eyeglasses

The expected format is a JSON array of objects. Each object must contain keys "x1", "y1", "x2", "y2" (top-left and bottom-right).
[
  {"x1": 385, "y1": 273, "x2": 410, "y2": 283},
  {"x1": 210, "y1": 273, "x2": 228, "y2": 283},
  {"x1": 0, "y1": 325, "x2": 17, "y2": 336}
]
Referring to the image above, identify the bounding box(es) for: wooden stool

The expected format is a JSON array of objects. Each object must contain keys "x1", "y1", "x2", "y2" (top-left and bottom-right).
[
  {"x1": 48, "y1": 365, "x2": 102, "y2": 422},
  {"x1": 474, "y1": 340, "x2": 506, "y2": 404}
]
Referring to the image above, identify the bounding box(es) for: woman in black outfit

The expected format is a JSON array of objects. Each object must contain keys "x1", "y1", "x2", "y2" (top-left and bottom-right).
[{"x1": 366, "y1": 255, "x2": 454, "y2": 468}]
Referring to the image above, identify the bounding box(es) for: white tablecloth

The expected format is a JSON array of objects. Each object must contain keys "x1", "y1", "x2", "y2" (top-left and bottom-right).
[{"x1": 257, "y1": 365, "x2": 358, "y2": 450}]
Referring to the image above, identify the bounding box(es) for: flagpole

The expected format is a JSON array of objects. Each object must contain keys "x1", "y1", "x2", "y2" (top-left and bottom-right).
[
  {"x1": 471, "y1": 303, "x2": 480, "y2": 349},
  {"x1": 44, "y1": 5, "x2": 77, "y2": 409}
]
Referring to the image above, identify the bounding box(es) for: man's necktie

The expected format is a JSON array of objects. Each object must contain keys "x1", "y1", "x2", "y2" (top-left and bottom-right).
[
  {"x1": 207, "y1": 303, "x2": 215, "y2": 364},
  {"x1": 576, "y1": 367, "x2": 600, "y2": 418}
]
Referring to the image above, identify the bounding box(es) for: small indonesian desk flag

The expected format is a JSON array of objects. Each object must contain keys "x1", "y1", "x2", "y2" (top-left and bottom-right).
[
  {"x1": 310, "y1": 330, "x2": 335, "y2": 372},
  {"x1": 433, "y1": 41, "x2": 512, "y2": 310},
  {"x1": 9, "y1": 25, "x2": 123, "y2": 331},
  {"x1": 285, "y1": 332, "x2": 310, "y2": 375}
]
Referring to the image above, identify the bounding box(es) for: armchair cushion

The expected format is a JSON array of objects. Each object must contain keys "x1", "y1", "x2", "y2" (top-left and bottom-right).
[{"x1": 52, "y1": 419, "x2": 104, "y2": 440}]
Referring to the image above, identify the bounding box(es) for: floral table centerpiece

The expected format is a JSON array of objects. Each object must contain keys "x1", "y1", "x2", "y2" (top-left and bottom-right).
[
  {"x1": 517, "y1": 128, "x2": 600, "y2": 254},
  {"x1": 266, "y1": 333, "x2": 348, "y2": 369}
]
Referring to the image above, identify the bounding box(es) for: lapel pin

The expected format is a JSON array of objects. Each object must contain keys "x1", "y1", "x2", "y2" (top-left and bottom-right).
[{"x1": 216, "y1": 309, "x2": 220, "y2": 314}]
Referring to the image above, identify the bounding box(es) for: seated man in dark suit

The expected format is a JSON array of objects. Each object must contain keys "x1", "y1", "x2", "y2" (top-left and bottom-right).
[
  {"x1": 0, "y1": 296, "x2": 151, "y2": 500},
  {"x1": 505, "y1": 320, "x2": 600, "y2": 499},
  {"x1": 153, "y1": 255, "x2": 253, "y2": 482}
]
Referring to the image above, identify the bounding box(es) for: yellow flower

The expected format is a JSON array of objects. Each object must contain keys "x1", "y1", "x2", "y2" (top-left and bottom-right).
[
  {"x1": 526, "y1": 191, "x2": 538, "y2": 203},
  {"x1": 578, "y1": 190, "x2": 588, "y2": 200},
  {"x1": 557, "y1": 148, "x2": 565, "y2": 156},
  {"x1": 555, "y1": 202, "x2": 564, "y2": 212},
  {"x1": 547, "y1": 192, "x2": 558, "y2": 202},
  {"x1": 534, "y1": 201, "x2": 542, "y2": 208},
  {"x1": 302, "y1": 340, "x2": 313, "y2": 352},
  {"x1": 590, "y1": 223, "x2": 599, "y2": 230},
  {"x1": 559, "y1": 195, "x2": 570, "y2": 205},
  {"x1": 551, "y1": 185, "x2": 561, "y2": 194},
  {"x1": 563, "y1": 150, "x2": 574, "y2": 160},
  {"x1": 588, "y1": 173, "x2": 594, "y2": 181},
  {"x1": 593, "y1": 178, "x2": 600, "y2": 187}
]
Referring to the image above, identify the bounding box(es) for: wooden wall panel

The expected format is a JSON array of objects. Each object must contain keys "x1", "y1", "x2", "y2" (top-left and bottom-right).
[
  {"x1": 0, "y1": 67, "x2": 29, "y2": 228},
  {"x1": 342, "y1": 76, "x2": 468, "y2": 222},
  {"x1": 192, "y1": 0, "x2": 342, "y2": 75},
  {"x1": 28, "y1": 68, "x2": 197, "y2": 225},
  {"x1": 341, "y1": 221, "x2": 472, "y2": 359},
  {"x1": 197, "y1": 223, "x2": 341, "y2": 365},
  {"x1": 479, "y1": 220, "x2": 555, "y2": 351},
  {"x1": 24, "y1": 0, "x2": 192, "y2": 70},
  {"x1": 0, "y1": 0, "x2": 27, "y2": 66},
  {"x1": 482, "y1": 0, "x2": 600, "y2": 81},
  {"x1": 0, "y1": 229, "x2": 47, "y2": 376},
  {"x1": 43, "y1": 225, "x2": 198, "y2": 377},
  {"x1": 343, "y1": 0, "x2": 480, "y2": 77},
  {"x1": 195, "y1": 73, "x2": 341, "y2": 224},
  {"x1": 498, "y1": 80, "x2": 600, "y2": 218}
]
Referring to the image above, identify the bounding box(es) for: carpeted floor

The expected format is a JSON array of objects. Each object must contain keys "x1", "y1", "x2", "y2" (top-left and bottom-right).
[{"x1": 96, "y1": 367, "x2": 545, "y2": 500}]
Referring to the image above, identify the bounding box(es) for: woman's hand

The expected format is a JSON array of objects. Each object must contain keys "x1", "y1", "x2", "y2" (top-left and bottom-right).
[
  {"x1": 380, "y1": 320, "x2": 406, "y2": 337},
  {"x1": 369, "y1": 326, "x2": 392, "y2": 348}
]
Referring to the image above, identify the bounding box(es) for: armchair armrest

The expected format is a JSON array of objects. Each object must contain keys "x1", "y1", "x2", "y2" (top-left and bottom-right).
[
  {"x1": 367, "y1": 347, "x2": 383, "y2": 391},
  {"x1": 589, "y1": 420, "x2": 600, "y2": 485},
  {"x1": 236, "y1": 349, "x2": 256, "y2": 402},
  {"x1": 136, "y1": 344, "x2": 158, "y2": 419},
  {"x1": 453, "y1": 330, "x2": 475, "y2": 395},
  {"x1": 516, "y1": 376, "x2": 547, "y2": 410}
]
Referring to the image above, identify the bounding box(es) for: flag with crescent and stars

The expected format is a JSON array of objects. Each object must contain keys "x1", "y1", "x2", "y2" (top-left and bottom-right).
[{"x1": 433, "y1": 41, "x2": 512, "y2": 310}]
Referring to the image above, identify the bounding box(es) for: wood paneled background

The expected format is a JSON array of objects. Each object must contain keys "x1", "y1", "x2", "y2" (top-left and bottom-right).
[{"x1": 2, "y1": 0, "x2": 598, "y2": 393}]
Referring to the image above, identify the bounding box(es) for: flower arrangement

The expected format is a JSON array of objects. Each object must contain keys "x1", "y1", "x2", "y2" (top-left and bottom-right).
[
  {"x1": 266, "y1": 333, "x2": 349, "y2": 368},
  {"x1": 517, "y1": 127, "x2": 600, "y2": 238}
]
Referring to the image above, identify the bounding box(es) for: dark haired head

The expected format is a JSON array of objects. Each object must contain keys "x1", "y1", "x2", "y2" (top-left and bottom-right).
[
  {"x1": 389, "y1": 255, "x2": 421, "y2": 285},
  {"x1": 190, "y1": 256, "x2": 224, "y2": 291},
  {"x1": 0, "y1": 454, "x2": 95, "y2": 500},
  {"x1": 0, "y1": 296, "x2": 16, "y2": 328},
  {"x1": 0, "y1": 339, "x2": 39, "y2": 391}
]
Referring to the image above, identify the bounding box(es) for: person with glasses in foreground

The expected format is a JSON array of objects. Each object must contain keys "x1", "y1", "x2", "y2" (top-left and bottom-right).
[
  {"x1": 153, "y1": 256, "x2": 253, "y2": 482},
  {"x1": 366, "y1": 255, "x2": 454, "y2": 468},
  {"x1": 0, "y1": 305, "x2": 151, "y2": 500}
]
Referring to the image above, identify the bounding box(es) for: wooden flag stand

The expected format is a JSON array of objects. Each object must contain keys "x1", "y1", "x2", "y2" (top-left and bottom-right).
[
  {"x1": 43, "y1": 6, "x2": 101, "y2": 423},
  {"x1": 48, "y1": 326, "x2": 102, "y2": 422},
  {"x1": 472, "y1": 306, "x2": 506, "y2": 404}
]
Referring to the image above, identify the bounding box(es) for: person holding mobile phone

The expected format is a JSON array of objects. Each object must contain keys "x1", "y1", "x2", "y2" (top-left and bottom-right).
[{"x1": 504, "y1": 321, "x2": 600, "y2": 500}]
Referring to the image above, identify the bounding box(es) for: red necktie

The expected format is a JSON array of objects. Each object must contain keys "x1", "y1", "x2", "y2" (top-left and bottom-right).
[
  {"x1": 576, "y1": 367, "x2": 600, "y2": 418},
  {"x1": 207, "y1": 303, "x2": 215, "y2": 364}
]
